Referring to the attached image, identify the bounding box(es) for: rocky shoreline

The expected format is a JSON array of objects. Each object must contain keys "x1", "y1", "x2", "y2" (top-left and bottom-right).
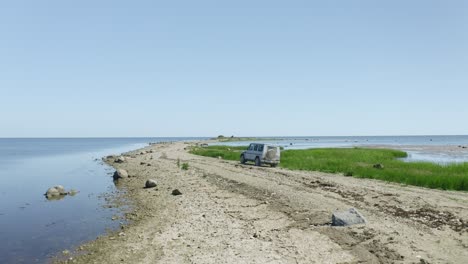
[{"x1": 57, "y1": 141, "x2": 468, "y2": 263}]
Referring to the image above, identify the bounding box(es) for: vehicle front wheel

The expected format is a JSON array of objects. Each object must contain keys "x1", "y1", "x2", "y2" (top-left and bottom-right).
[
  {"x1": 255, "y1": 157, "x2": 261, "y2": 166},
  {"x1": 271, "y1": 164, "x2": 277, "y2": 168},
  {"x1": 240, "y1": 155, "x2": 246, "y2": 164}
]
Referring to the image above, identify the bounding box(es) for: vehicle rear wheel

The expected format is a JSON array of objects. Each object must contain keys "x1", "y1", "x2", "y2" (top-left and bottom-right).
[
  {"x1": 240, "y1": 155, "x2": 246, "y2": 164},
  {"x1": 255, "y1": 157, "x2": 261, "y2": 166}
]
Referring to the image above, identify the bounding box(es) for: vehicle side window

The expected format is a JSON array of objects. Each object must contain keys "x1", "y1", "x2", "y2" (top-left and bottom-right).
[
  {"x1": 254, "y1": 144, "x2": 258, "y2": 151},
  {"x1": 258, "y1": 145, "x2": 264, "y2": 152},
  {"x1": 248, "y1": 144, "x2": 254, "y2": 151}
]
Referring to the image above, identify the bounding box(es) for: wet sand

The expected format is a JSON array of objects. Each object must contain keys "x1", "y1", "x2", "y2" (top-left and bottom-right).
[{"x1": 58, "y1": 141, "x2": 468, "y2": 263}]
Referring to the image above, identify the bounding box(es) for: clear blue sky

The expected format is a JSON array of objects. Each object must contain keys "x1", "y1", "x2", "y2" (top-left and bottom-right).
[{"x1": 1, "y1": 0, "x2": 467, "y2": 137}]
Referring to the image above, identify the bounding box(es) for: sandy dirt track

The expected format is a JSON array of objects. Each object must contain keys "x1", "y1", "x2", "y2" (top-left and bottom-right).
[{"x1": 63, "y1": 141, "x2": 468, "y2": 264}]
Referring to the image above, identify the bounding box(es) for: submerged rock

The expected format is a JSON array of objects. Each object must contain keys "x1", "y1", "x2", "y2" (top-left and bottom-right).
[
  {"x1": 332, "y1": 208, "x2": 367, "y2": 226},
  {"x1": 145, "y1": 179, "x2": 157, "y2": 188},
  {"x1": 113, "y1": 169, "x2": 129, "y2": 180},
  {"x1": 68, "y1": 189, "x2": 79, "y2": 196}
]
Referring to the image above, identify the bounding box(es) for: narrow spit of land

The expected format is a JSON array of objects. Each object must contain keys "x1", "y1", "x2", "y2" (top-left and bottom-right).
[{"x1": 63, "y1": 141, "x2": 468, "y2": 264}]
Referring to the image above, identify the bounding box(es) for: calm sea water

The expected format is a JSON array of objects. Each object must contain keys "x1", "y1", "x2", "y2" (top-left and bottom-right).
[
  {"x1": 0, "y1": 138, "x2": 203, "y2": 264},
  {"x1": 217, "y1": 135, "x2": 468, "y2": 163}
]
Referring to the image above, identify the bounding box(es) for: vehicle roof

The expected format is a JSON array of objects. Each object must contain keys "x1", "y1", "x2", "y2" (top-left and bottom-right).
[{"x1": 250, "y1": 143, "x2": 276, "y2": 146}]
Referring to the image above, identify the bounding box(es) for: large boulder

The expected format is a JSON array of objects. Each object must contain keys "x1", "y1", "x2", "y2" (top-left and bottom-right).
[
  {"x1": 113, "y1": 169, "x2": 129, "y2": 180},
  {"x1": 45, "y1": 185, "x2": 68, "y2": 199},
  {"x1": 332, "y1": 208, "x2": 367, "y2": 226},
  {"x1": 145, "y1": 179, "x2": 157, "y2": 188}
]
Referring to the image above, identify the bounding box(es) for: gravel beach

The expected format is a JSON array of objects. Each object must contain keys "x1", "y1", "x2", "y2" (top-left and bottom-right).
[{"x1": 61, "y1": 141, "x2": 468, "y2": 264}]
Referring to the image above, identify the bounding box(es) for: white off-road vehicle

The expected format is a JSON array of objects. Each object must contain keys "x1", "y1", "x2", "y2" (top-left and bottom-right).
[{"x1": 240, "y1": 143, "x2": 280, "y2": 167}]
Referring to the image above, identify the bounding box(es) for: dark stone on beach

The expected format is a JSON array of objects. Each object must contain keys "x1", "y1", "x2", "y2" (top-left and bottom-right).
[
  {"x1": 140, "y1": 162, "x2": 146, "y2": 165},
  {"x1": 114, "y1": 156, "x2": 125, "y2": 163},
  {"x1": 172, "y1": 189, "x2": 182, "y2": 196},
  {"x1": 332, "y1": 208, "x2": 367, "y2": 226},
  {"x1": 145, "y1": 179, "x2": 157, "y2": 188},
  {"x1": 373, "y1": 163, "x2": 384, "y2": 169},
  {"x1": 113, "y1": 169, "x2": 128, "y2": 180}
]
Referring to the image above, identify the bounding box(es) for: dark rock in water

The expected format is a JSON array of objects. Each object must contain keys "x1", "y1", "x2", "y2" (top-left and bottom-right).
[
  {"x1": 113, "y1": 169, "x2": 128, "y2": 180},
  {"x1": 171, "y1": 189, "x2": 182, "y2": 196},
  {"x1": 106, "y1": 155, "x2": 115, "y2": 159},
  {"x1": 373, "y1": 163, "x2": 384, "y2": 169},
  {"x1": 114, "y1": 156, "x2": 125, "y2": 163},
  {"x1": 332, "y1": 208, "x2": 367, "y2": 226},
  {"x1": 145, "y1": 179, "x2": 157, "y2": 188}
]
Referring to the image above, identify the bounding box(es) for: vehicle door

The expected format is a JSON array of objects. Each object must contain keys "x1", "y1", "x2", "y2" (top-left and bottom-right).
[
  {"x1": 257, "y1": 144, "x2": 265, "y2": 160},
  {"x1": 245, "y1": 144, "x2": 255, "y2": 160}
]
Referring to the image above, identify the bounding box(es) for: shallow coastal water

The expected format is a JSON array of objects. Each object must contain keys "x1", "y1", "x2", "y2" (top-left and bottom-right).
[
  {"x1": 216, "y1": 135, "x2": 468, "y2": 163},
  {"x1": 0, "y1": 138, "x2": 202, "y2": 264}
]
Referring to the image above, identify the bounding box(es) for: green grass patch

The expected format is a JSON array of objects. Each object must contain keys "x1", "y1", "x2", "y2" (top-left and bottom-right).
[
  {"x1": 190, "y1": 146, "x2": 468, "y2": 191},
  {"x1": 190, "y1": 145, "x2": 248, "y2": 160},
  {"x1": 181, "y1": 162, "x2": 189, "y2": 170}
]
